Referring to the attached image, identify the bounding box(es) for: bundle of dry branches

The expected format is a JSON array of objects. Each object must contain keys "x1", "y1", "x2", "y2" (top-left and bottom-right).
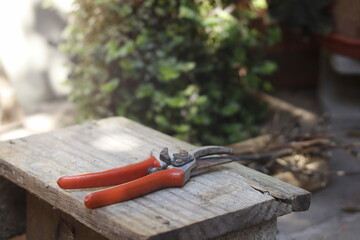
[
  {"x1": 228, "y1": 91, "x2": 360, "y2": 192},
  {"x1": 228, "y1": 132, "x2": 360, "y2": 191}
]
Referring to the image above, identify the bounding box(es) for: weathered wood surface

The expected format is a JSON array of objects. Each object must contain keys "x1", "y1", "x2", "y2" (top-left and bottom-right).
[{"x1": 0, "y1": 117, "x2": 310, "y2": 240}]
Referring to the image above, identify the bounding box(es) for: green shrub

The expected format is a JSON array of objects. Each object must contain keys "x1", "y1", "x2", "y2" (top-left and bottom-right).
[{"x1": 62, "y1": 0, "x2": 279, "y2": 145}]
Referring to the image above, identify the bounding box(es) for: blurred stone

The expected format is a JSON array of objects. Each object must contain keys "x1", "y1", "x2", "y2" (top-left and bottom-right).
[
  {"x1": 0, "y1": 0, "x2": 71, "y2": 112},
  {"x1": 0, "y1": 60, "x2": 23, "y2": 125}
]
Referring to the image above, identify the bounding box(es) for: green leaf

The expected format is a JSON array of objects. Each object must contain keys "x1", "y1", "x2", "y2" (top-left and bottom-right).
[
  {"x1": 180, "y1": 62, "x2": 196, "y2": 72},
  {"x1": 155, "y1": 115, "x2": 169, "y2": 128},
  {"x1": 179, "y1": 6, "x2": 199, "y2": 21},
  {"x1": 116, "y1": 106, "x2": 126, "y2": 116},
  {"x1": 221, "y1": 102, "x2": 240, "y2": 116},
  {"x1": 196, "y1": 96, "x2": 208, "y2": 106},
  {"x1": 155, "y1": 7, "x2": 166, "y2": 17},
  {"x1": 251, "y1": 0, "x2": 268, "y2": 10},
  {"x1": 183, "y1": 84, "x2": 198, "y2": 96},
  {"x1": 136, "y1": 84, "x2": 154, "y2": 98},
  {"x1": 193, "y1": 114, "x2": 211, "y2": 125},
  {"x1": 173, "y1": 124, "x2": 190, "y2": 133},
  {"x1": 105, "y1": 40, "x2": 120, "y2": 62},
  {"x1": 153, "y1": 92, "x2": 167, "y2": 112},
  {"x1": 159, "y1": 66, "x2": 180, "y2": 81},
  {"x1": 158, "y1": 59, "x2": 195, "y2": 82},
  {"x1": 247, "y1": 74, "x2": 261, "y2": 88},
  {"x1": 167, "y1": 97, "x2": 187, "y2": 108},
  {"x1": 119, "y1": 59, "x2": 135, "y2": 69},
  {"x1": 222, "y1": 123, "x2": 243, "y2": 133},
  {"x1": 262, "y1": 81, "x2": 273, "y2": 92},
  {"x1": 260, "y1": 61, "x2": 278, "y2": 75},
  {"x1": 101, "y1": 78, "x2": 120, "y2": 93},
  {"x1": 135, "y1": 34, "x2": 147, "y2": 46},
  {"x1": 266, "y1": 27, "x2": 281, "y2": 45},
  {"x1": 118, "y1": 41, "x2": 135, "y2": 57},
  {"x1": 119, "y1": 4, "x2": 132, "y2": 17}
]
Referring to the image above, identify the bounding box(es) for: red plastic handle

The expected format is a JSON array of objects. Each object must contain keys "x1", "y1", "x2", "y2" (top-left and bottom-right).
[
  {"x1": 84, "y1": 168, "x2": 185, "y2": 209},
  {"x1": 57, "y1": 156, "x2": 160, "y2": 189}
]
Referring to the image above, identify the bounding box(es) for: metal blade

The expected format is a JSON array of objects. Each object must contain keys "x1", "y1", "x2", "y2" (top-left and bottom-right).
[
  {"x1": 190, "y1": 148, "x2": 293, "y2": 177},
  {"x1": 189, "y1": 146, "x2": 233, "y2": 159},
  {"x1": 190, "y1": 157, "x2": 234, "y2": 177}
]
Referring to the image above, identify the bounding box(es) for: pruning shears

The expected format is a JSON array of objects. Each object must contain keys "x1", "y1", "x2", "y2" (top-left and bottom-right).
[{"x1": 57, "y1": 146, "x2": 234, "y2": 209}]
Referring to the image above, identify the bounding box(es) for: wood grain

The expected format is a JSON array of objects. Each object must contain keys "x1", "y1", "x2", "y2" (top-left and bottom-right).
[{"x1": 0, "y1": 117, "x2": 310, "y2": 240}]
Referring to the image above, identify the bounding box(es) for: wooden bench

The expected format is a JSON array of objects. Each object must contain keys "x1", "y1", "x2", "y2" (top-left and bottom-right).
[{"x1": 0, "y1": 117, "x2": 310, "y2": 240}]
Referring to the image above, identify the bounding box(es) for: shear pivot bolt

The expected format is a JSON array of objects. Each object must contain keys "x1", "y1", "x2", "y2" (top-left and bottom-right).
[
  {"x1": 175, "y1": 158, "x2": 183, "y2": 164},
  {"x1": 148, "y1": 167, "x2": 161, "y2": 174},
  {"x1": 179, "y1": 150, "x2": 189, "y2": 157}
]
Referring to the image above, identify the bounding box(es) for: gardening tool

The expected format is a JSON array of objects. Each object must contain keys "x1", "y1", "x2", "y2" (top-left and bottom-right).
[{"x1": 57, "y1": 146, "x2": 234, "y2": 209}]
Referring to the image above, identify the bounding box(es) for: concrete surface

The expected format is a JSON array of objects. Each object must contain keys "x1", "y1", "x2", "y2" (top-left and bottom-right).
[
  {"x1": 319, "y1": 52, "x2": 360, "y2": 127},
  {"x1": 277, "y1": 143, "x2": 360, "y2": 240},
  {"x1": 276, "y1": 52, "x2": 360, "y2": 240}
]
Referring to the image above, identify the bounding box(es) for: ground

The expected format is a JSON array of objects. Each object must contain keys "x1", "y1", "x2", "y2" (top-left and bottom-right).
[{"x1": 275, "y1": 55, "x2": 360, "y2": 240}]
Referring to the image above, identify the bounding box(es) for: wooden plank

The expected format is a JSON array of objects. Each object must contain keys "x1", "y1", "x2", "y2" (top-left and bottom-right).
[
  {"x1": 0, "y1": 117, "x2": 310, "y2": 240},
  {"x1": 228, "y1": 135, "x2": 311, "y2": 211},
  {"x1": 234, "y1": 165, "x2": 311, "y2": 212}
]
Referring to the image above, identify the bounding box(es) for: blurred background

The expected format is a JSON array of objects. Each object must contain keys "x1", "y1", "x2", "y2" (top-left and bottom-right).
[
  {"x1": 0, "y1": 0, "x2": 359, "y2": 239},
  {"x1": 0, "y1": 0, "x2": 74, "y2": 140}
]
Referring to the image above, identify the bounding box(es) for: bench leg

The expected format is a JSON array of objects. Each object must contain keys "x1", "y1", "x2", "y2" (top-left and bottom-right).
[
  {"x1": 214, "y1": 218, "x2": 277, "y2": 240},
  {"x1": 26, "y1": 193, "x2": 108, "y2": 240},
  {"x1": 0, "y1": 176, "x2": 26, "y2": 239}
]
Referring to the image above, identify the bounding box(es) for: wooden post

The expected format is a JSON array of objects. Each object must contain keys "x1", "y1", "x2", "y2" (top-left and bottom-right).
[
  {"x1": 0, "y1": 176, "x2": 26, "y2": 239},
  {"x1": 214, "y1": 218, "x2": 276, "y2": 240},
  {"x1": 26, "y1": 192, "x2": 108, "y2": 240}
]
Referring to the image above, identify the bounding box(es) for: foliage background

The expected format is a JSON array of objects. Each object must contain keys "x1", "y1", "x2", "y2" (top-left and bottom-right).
[{"x1": 62, "y1": 0, "x2": 279, "y2": 145}]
